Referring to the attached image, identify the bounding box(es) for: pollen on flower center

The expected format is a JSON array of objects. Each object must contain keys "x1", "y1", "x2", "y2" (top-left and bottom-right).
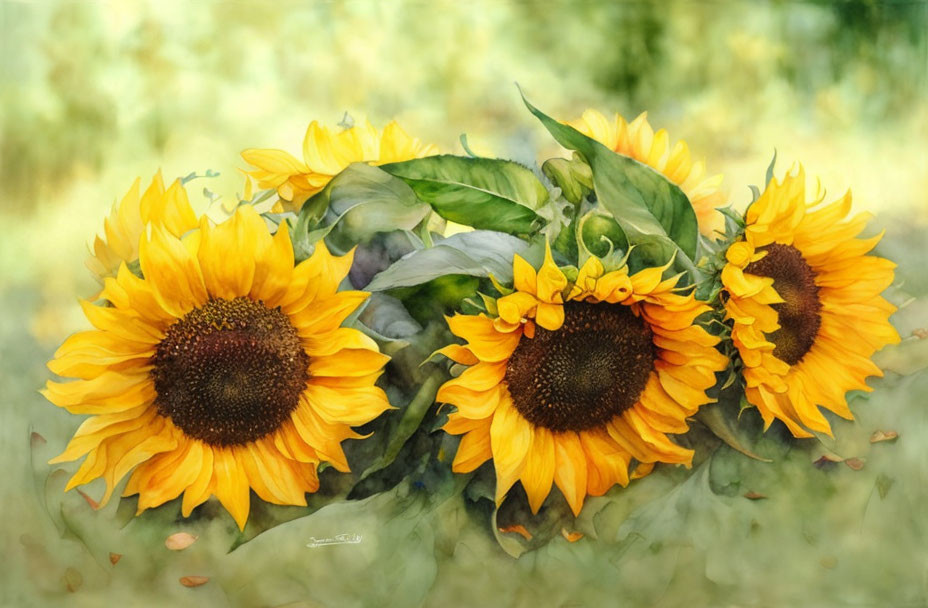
[
  {"x1": 151, "y1": 297, "x2": 309, "y2": 446},
  {"x1": 745, "y1": 243, "x2": 822, "y2": 365},
  {"x1": 505, "y1": 301, "x2": 655, "y2": 432}
]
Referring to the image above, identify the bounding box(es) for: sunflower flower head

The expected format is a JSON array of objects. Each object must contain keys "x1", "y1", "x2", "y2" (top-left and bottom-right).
[
  {"x1": 45, "y1": 205, "x2": 392, "y2": 530},
  {"x1": 570, "y1": 109, "x2": 727, "y2": 238},
  {"x1": 86, "y1": 171, "x2": 198, "y2": 283},
  {"x1": 437, "y1": 245, "x2": 728, "y2": 516},
  {"x1": 241, "y1": 119, "x2": 438, "y2": 213},
  {"x1": 720, "y1": 165, "x2": 900, "y2": 438}
]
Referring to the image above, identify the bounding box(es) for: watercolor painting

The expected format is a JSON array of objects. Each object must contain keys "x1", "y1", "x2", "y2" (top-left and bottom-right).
[{"x1": 2, "y1": 1, "x2": 927, "y2": 606}]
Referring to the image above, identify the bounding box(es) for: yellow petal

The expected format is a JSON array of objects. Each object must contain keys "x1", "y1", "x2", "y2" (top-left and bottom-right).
[
  {"x1": 535, "y1": 302, "x2": 565, "y2": 331},
  {"x1": 452, "y1": 424, "x2": 493, "y2": 473},
  {"x1": 135, "y1": 437, "x2": 204, "y2": 512},
  {"x1": 536, "y1": 243, "x2": 567, "y2": 302},
  {"x1": 290, "y1": 291, "x2": 370, "y2": 336},
  {"x1": 250, "y1": 222, "x2": 295, "y2": 306},
  {"x1": 139, "y1": 225, "x2": 207, "y2": 317},
  {"x1": 445, "y1": 314, "x2": 522, "y2": 363},
  {"x1": 436, "y1": 383, "x2": 502, "y2": 420},
  {"x1": 512, "y1": 255, "x2": 537, "y2": 295},
  {"x1": 303, "y1": 384, "x2": 392, "y2": 426},
  {"x1": 181, "y1": 444, "x2": 215, "y2": 516},
  {"x1": 241, "y1": 148, "x2": 309, "y2": 174},
  {"x1": 308, "y1": 349, "x2": 389, "y2": 378},
  {"x1": 211, "y1": 447, "x2": 251, "y2": 530},
  {"x1": 289, "y1": 406, "x2": 354, "y2": 471},
  {"x1": 301, "y1": 121, "x2": 347, "y2": 175},
  {"x1": 579, "y1": 428, "x2": 630, "y2": 495},
  {"x1": 489, "y1": 396, "x2": 532, "y2": 504},
  {"x1": 552, "y1": 431, "x2": 588, "y2": 516},
  {"x1": 435, "y1": 344, "x2": 479, "y2": 366},
  {"x1": 520, "y1": 426, "x2": 555, "y2": 514},
  {"x1": 197, "y1": 207, "x2": 267, "y2": 299}
]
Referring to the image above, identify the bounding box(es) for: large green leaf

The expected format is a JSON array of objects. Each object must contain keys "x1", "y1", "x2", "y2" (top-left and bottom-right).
[
  {"x1": 325, "y1": 163, "x2": 430, "y2": 241},
  {"x1": 380, "y1": 155, "x2": 547, "y2": 236},
  {"x1": 290, "y1": 163, "x2": 430, "y2": 259},
  {"x1": 365, "y1": 230, "x2": 544, "y2": 291},
  {"x1": 522, "y1": 94, "x2": 700, "y2": 275}
]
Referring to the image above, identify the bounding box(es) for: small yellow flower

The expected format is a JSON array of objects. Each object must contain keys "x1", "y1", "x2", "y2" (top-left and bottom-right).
[
  {"x1": 242, "y1": 119, "x2": 438, "y2": 213},
  {"x1": 571, "y1": 109, "x2": 727, "y2": 238}
]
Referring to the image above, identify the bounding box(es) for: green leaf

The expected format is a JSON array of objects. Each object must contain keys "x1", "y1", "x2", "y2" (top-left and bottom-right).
[
  {"x1": 292, "y1": 163, "x2": 430, "y2": 258},
  {"x1": 357, "y1": 293, "x2": 422, "y2": 340},
  {"x1": 696, "y1": 404, "x2": 772, "y2": 463},
  {"x1": 695, "y1": 386, "x2": 772, "y2": 463},
  {"x1": 355, "y1": 293, "x2": 422, "y2": 357},
  {"x1": 388, "y1": 275, "x2": 482, "y2": 324},
  {"x1": 521, "y1": 93, "x2": 700, "y2": 277},
  {"x1": 327, "y1": 164, "x2": 430, "y2": 241},
  {"x1": 366, "y1": 231, "x2": 544, "y2": 291},
  {"x1": 380, "y1": 155, "x2": 547, "y2": 235},
  {"x1": 360, "y1": 368, "x2": 445, "y2": 480},
  {"x1": 221, "y1": 483, "x2": 446, "y2": 607}
]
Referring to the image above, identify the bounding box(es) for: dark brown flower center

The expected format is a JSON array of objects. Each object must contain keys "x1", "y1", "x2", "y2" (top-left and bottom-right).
[
  {"x1": 505, "y1": 301, "x2": 655, "y2": 432},
  {"x1": 744, "y1": 243, "x2": 822, "y2": 365},
  {"x1": 151, "y1": 297, "x2": 309, "y2": 446}
]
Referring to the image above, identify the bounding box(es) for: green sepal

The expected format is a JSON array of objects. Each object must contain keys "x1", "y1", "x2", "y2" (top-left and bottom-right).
[
  {"x1": 578, "y1": 210, "x2": 629, "y2": 259},
  {"x1": 541, "y1": 156, "x2": 592, "y2": 205}
]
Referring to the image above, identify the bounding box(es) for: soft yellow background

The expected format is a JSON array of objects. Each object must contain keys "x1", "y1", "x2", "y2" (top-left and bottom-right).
[{"x1": 2, "y1": 1, "x2": 927, "y2": 605}]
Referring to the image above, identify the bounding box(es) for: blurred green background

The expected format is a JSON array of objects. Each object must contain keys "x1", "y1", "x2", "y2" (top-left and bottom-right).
[{"x1": 2, "y1": 1, "x2": 927, "y2": 606}]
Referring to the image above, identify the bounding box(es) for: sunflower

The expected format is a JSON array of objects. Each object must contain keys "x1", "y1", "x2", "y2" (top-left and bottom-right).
[
  {"x1": 241, "y1": 119, "x2": 438, "y2": 212},
  {"x1": 44, "y1": 205, "x2": 391, "y2": 529},
  {"x1": 436, "y1": 246, "x2": 727, "y2": 515},
  {"x1": 720, "y1": 166, "x2": 899, "y2": 437},
  {"x1": 86, "y1": 171, "x2": 199, "y2": 282},
  {"x1": 571, "y1": 109, "x2": 727, "y2": 238}
]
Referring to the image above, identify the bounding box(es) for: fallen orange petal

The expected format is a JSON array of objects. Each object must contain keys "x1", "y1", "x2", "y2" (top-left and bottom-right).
[
  {"x1": 498, "y1": 525, "x2": 532, "y2": 541},
  {"x1": 76, "y1": 489, "x2": 99, "y2": 510},
  {"x1": 63, "y1": 568, "x2": 83, "y2": 593},
  {"x1": 180, "y1": 576, "x2": 209, "y2": 588},
  {"x1": 165, "y1": 532, "x2": 199, "y2": 551},
  {"x1": 812, "y1": 452, "x2": 844, "y2": 468},
  {"x1": 561, "y1": 528, "x2": 584, "y2": 543},
  {"x1": 870, "y1": 430, "x2": 899, "y2": 444},
  {"x1": 845, "y1": 458, "x2": 865, "y2": 471}
]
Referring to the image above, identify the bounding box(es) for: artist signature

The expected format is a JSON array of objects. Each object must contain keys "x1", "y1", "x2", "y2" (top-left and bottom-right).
[{"x1": 305, "y1": 533, "x2": 363, "y2": 548}]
